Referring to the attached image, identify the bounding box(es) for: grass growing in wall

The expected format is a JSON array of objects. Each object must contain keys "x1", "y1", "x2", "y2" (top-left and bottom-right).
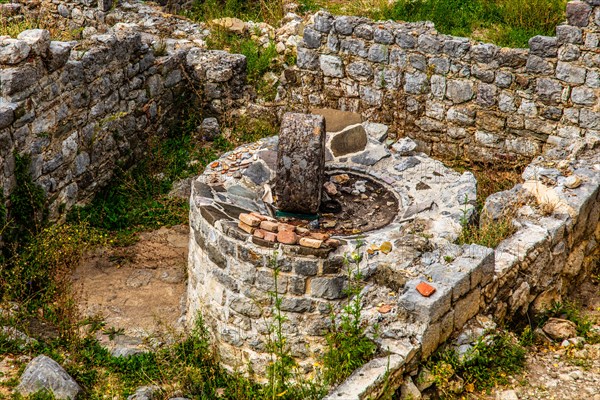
[
  {"x1": 323, "y1": 243, "x2": 377, "y2": 385},
  {"x1": 0, "y1": 14, "x2": 83, "y2": 40},
  {"x1": 451, "y1": 162, "x2": 523, "y2": 248}
]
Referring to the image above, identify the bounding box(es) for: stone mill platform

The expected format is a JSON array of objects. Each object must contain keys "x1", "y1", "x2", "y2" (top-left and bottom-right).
[{"x1": 186, "y1": 113, "x2": 492, "y2": 381}]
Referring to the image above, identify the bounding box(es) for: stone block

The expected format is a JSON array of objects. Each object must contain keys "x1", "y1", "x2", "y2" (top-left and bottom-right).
[
  {"x1": 446, "y1": 79, "x2": 474, "y2": 104},
  {"x1": 367, "y1": 44, "x2": 388, "y2": 63},
  {"x1": 310, "y1": 276, "x2": 346, "y2": 299},
  {"x1": 280, "y1": 297, "x2": 313, "y2": 312},
  {"x1": 319, "y1": 54, "x2": 344, "y2": 78},
  {"x1": 17, "y1": 29, "x2": 50, "y2": 57},
  {"x1": 314, "y1": 12, "x2": 334, "y2": 33},
  {"x1": 354, "y1": 24, "x2": 374, "y2": 40},
  {"x1": 230, "y1": 295, "x2": 262, "y2": 318},
  {"x1": 0, "y1": 38, "x2": 30, "y2": 65},
  {"x1": 454, "y1": 288, "x2": 481, "y2": 328},
  {"x1": 303, "y1": 27, "x2": 322, "y2": 49},
  {"x1": 566, "y1": 1, "x2": 592, "y2": 26},
  {"x1": 346, "y1": 62, "x2": 373, "y2": 82},
  {"x1": 528, "y1": 36, "x2": 558, "y2": 57},
  {"x1": 333, "y1": 16, "x2": 360, "y2": 35},
  {"x1": 330, "y1": 124, "x2": 368, "y2": 156},
  {"x1": 398, "y1": 280, "x2": 452, "y2": 324},
  {"x1": 256, "y1": 269, "x2": 287, "y2": 293},
  {"x1": 16, "y1": 355, "x2": 81, "y2": 400},
  {"x1": 471, "y1": 43, "x2": 498, "y2": 63},
  {"x1": 296, "y1": 47, "x2": 319, "y2": 70}
]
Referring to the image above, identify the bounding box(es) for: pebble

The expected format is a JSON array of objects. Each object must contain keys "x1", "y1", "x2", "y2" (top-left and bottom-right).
[{"x1": 564, "y1": 175, "x2": 582, "y2": 189}]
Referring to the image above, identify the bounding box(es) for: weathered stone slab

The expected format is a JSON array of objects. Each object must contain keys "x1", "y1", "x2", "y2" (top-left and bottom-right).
[
  {"x1": 275, "y1": 113, "x2": 326, "y2": 214},
  {"x1": 330, "y1": 124, "x2": 368, "y2": 156},
  {"x1": 310, "y1": 107, "x2": 363, "y2": 132}
]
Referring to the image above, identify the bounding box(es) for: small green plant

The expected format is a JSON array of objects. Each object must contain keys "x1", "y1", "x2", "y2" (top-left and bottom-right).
[
  {"x1": 265, "y1": 252, "x2": 296, "y2": 398},
  {"x1": 153, "y1": 39, "x2": 168, "y2": 56},
  {"x1": 426, "y1": 331, "x2": 526, "y2": 398},
  {"x1": 323, "y1": 241, "x2": 376, "y2": 385}
]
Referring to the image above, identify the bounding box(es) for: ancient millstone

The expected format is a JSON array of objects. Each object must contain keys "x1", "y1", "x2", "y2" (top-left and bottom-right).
[
  {"x1": 17, "y1": 355, "x2": 81, "y2": 399},
  {"x1": 275, "y1": 113, "x2": 326, "y2": 214},
  {"x1": 330, "y1": 124, "x2": 368, "y2": 156}
]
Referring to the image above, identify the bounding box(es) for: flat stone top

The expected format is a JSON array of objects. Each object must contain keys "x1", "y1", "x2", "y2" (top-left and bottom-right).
[
  {"x1": 192, "y1": 120, "x2": 476, "y2": 247},
  {"x1": 310, "y1": 107, "x2": 363, "y2": 133}
]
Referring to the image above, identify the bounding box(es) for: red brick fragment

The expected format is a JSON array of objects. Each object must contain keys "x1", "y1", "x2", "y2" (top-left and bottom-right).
[
  {"x1": 416, "y1": 282, "x2": 436, "y2": 297},
  {"x1": 263, "y1": 231, "x2": 277, "y2": 242},
  {"x1": 250, "y1": 212, "x2": 269, "y2": 221},
  {"x1": 238, "y1": 221, "x2": 255, "y2": 234},
  {"x1": 239, "y1": 213, "x2": 261, "y2": 227},
  {"x1": 310, "y1": 232, "x2": 331, "y2": 241},
  {"x1": 278, "y1": 223, "x2": 296, "y2": 232},
  {"x1": 253, "y1": 229, "x2": 266, "y2": 239},
  {"x1": 277, "y1": 230, "x2": 298, "y2": 244},
  {"x1": 299, "y1": 237, "x2": 322, "y2": 249},
  {"x1": 260, "y1": 220, "x2": 279, "y2": 232}
]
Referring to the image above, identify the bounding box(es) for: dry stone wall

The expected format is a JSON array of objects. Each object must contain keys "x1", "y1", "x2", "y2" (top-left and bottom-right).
[
  {"x1": 0, "y1": 1, "x2": 246, "y2": 216},
  {"x1": 280, "y1": 1, "x2": 600, "y2": 164}
]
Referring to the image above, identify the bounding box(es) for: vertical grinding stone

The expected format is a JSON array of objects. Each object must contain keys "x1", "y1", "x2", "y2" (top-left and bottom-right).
[{"x1": 275, "y1": 113, "x2": 326, "y2": 214}]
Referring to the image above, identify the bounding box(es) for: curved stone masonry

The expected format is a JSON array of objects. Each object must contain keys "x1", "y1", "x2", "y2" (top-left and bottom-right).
[
  {"x1": 280, "y1": 1, "x2": 600, "y2": 165},
  {"x1": 187, "y1": 118, "x2": 479, "y2": 374}
]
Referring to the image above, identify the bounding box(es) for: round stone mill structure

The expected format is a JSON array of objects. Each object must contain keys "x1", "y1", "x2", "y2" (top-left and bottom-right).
[{"x1": 187, "y1": 111, "x2": 478, "y2": 375}]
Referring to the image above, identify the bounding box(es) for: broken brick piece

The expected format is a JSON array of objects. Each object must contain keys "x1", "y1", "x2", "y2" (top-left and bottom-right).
[
  {"x1": 325, "y1": 238, "x2": 341, "y2": 248},
  {"x1": 416, "y1": 282, "x2": 436, "y2": 297},
  {"x1": 263, "y1": 231, "x2": 277, "y2": 242},
  {"x1": 239, "y1": 213, "x2": 261, "y2": 227},
  {"x1": 250, "y1": 212, "x2": 269, "y2": 221},
  {"x1": 238, "y1": 221, "x2": 255, "y2": 234},
  {"x1": 253, "y1": 229, "x2": 266, "y2": 239},
  {"x1": 277, "y1": 230, "x2": 298, "y2": 245},
  {"x1": 278, "y1": 223, "x2": 296, "y2": 232},
  {"x1": 296, "y1": 227, "x2": 310, "y2": 235},
  {"x1": 378, "y1": 304, "x2": 392, "y2": 314},
  {"x1": 299, "y1": 237, "x2": 323, "y2": 249},
  {"x1": 310, "y1": 232, "x2": 331, "y2": 241},
  {"x1": 260, "y1": 220, "x2": 279, "y2": 232}
]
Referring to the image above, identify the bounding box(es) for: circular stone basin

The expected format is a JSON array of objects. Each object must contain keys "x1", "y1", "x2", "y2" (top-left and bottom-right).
[
  {"x1": 318, "y1": 170, "x2": 399, "y2": 235},
  {"x1": 186, "y1": 122, "x2": 478, "y2": 375}
]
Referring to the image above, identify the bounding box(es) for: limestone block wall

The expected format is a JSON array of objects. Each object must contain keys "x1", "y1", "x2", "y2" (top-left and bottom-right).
[
  {"x1": 280, "y1": 1, "x2": 600, "y2": 164},
  {"x1": 482, "y1": 153, "x2": 600, "y2": 321},
  {"x1": 0, "y1": 18, "x2": 245, "y2": 216}
]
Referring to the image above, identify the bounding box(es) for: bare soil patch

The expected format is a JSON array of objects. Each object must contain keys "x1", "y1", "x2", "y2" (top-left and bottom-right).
[{"x1": 72, "y1": 225, "x2": 189, "y2": 338}]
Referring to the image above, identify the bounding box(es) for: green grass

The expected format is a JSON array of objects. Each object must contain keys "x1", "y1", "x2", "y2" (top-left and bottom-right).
[
  {"x1": 304, "y1": 0, "x2": 566, "y2": 48},
  {"x1": 184, "y1": 0, "x2": 283, "y2": 25},
  {"x1": 382, "y1": 0, "x2": 567, "y2": 47}
]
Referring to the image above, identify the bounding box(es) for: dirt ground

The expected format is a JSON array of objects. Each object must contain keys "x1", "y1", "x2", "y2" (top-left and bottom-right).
[
  {"x1": 72, "y1": 224, "x2": 189, "y2": 341},
  {"x1": 486, "y1": 279, "x2": 600, "y2": 400}
]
